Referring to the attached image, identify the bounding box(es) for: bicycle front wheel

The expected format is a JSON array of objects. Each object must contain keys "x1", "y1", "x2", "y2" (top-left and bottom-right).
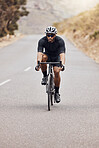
[
  {"x1": 51, "y1": 92, "x2": 53, "y2": 106},
  {"x1": 47, "y1": 73, "x2": 54, "y2": 111},
  {"x1": 47, "y1": 74, "x2": 52, "y2": 111},
  {"x1": 48, "y1": 93, "x2": 51, "y2": 111}
]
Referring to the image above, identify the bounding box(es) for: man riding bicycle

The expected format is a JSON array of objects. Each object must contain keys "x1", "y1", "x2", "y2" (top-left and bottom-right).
[{"x1": 35, "y1": 26, "x2": 66, "y2": 103}]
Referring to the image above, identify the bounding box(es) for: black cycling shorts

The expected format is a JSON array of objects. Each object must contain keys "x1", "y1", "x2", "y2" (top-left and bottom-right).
[{"x1": 44, "y1": 53, "x2": 60, "y2": 67}]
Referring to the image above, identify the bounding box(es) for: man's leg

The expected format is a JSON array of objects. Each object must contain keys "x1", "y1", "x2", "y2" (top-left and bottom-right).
[
  {"x1": 53, "y1": 66, "x2": 61, "y2": 103},
  {"x1": 41, "y1": 54, "x2": 48, "y2": 85}
]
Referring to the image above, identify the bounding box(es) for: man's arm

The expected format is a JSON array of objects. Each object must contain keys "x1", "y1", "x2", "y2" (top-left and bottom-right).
[
  {"x1": 35, "y1": 38, "x2": 44, "y2": 71},
  {"x1": 37, "y1": 52, "x2": 43, "y2": 64},
  {"x1": 37, "y1": 38, "x2": 44, "y2": 64},
  {"x1": 60, "y1": 53, "x2": 65, "y2": 65},
  {"x1": 59, "y1": 38, "x2": 66, "y2": 66},
  {"x1": 35, "y1": 52, "x2": 43, "y2": 71}
]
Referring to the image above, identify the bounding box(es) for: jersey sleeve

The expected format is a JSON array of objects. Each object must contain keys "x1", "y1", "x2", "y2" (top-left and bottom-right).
[
  {"x1": 59, "y1": 39, "x2": 66, "y2": 54},
  {"x1": 37, "y1": 39, "x2": 44, "y2": 53}
]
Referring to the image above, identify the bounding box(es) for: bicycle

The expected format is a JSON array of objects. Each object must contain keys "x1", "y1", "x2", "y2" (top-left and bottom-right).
[{"x1": 36, "y1": 61, "x2": 62, "y2": 111}]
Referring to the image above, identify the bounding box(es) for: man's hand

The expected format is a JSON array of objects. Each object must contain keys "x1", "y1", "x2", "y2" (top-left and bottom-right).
[
  {"x1": 59, "y1": 63, "x2": 65, "y2": 71},
  {"x1": 58, "y1": 64, "x2": 65, "y2": 71},
  {"x1": 35, "y1": 65, "x2": 40, "y2": 71},
  {"x1": 61, "y1": 64, "x2": 65, "y2": 71},
  {"x1": 59, "y1": 61, "x2": 65, "y2": 71},
  {"x1": 35, "y1": 61, "x2": 41, "y2": 71},
  {"x1": 60, "y1": 53, "x2": 65, "y2": 71}
]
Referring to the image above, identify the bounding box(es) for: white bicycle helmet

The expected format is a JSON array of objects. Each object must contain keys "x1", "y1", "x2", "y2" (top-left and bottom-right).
[{"x1": 45, "y1": 26, "x2": 57, "y2": 34}]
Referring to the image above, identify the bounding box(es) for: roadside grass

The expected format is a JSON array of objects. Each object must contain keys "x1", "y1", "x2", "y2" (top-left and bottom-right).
[{"x1": 54, "y1": 4, "x2": 99, "y2": 63}]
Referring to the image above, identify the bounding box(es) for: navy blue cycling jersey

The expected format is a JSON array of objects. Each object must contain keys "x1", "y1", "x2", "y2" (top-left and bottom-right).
[{"x1": 37, "y1": 36, "x2": 66, "y2": 57}]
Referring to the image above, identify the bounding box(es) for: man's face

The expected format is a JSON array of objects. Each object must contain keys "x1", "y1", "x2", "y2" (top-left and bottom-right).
[{"x1": 46, "y1": 33, "x2": 56, "y2": 43}]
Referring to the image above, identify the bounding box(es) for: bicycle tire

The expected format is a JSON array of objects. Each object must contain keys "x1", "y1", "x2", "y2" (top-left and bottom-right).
[
  {"x1": 47, "y1": 74, "x2": 51, "y2": 111},
  {"x1": 50, "y1": 74, "x2": 54, "y2": 106},
  {"x1": 51, "y1": 94, "x2": 53, "y2": 106},
  {"x1": 47, "y1": 74, "x2": 54, "y2": 110},
  {"x1": 48, "y1": 93, "x2": 51, "y2": 111},
  {"x1": 47, "y1": 73, "x2": 55, "y2": 110}
]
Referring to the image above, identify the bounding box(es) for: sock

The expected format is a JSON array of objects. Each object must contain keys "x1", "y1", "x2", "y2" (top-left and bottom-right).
[
  {"x1": 43, "y1": 71, "x2": 47, "y2": 77},
  {"x1": 55, "y1": 86, "x2": 59, "y2": 93}
]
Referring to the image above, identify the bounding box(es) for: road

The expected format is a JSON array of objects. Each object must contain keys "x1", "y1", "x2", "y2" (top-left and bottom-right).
[{"x1": 0, "y1": 35, "x2": 99, "y2": 148}]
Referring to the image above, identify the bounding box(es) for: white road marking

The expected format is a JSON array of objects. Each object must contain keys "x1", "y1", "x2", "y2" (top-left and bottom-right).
[
  {"x1": 0, "y1": 79, "x2": 11, "y2": 86},
  {"x1": 24, "y1": 67, "x2": 31, "y2": 72}
]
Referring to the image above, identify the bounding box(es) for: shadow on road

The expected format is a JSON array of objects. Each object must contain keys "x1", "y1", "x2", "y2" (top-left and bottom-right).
[
  {"x1": 0, "y1": 104, "x2": 99, "y2": 112},
  {"x1": 0, "y1": 104, "x2": 47, "y2": 112}
]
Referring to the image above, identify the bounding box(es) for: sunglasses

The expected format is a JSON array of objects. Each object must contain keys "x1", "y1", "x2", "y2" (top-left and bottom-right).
[{"x1": 47, "y1": 34, "x2": 55, "y2": 37}]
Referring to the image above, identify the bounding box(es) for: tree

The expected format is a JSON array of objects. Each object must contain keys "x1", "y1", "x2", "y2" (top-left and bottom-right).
[{"x1": 0, "y1": 0, "x2": 29, "y2": 37}]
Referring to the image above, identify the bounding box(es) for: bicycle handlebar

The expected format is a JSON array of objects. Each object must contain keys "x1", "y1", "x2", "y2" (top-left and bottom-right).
[
  {"x1": 38, "y1": 61, "x2": 62, "y2": 65},
  {"x1": 35, "y1": 61, "x2": 65, "y2": 71}
]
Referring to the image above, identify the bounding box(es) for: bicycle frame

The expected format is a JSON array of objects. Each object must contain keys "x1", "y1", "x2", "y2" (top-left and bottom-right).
[
  {"x1": 46, "y1": 64, "x2": 53, "y2": 93},
  {"x1": 38, "y1": 61, "x2": 61, "y2": 111}
]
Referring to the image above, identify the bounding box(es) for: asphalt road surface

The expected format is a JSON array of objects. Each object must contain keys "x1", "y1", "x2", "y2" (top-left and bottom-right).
[{"x1": 0, "y1": 35, "x2": 99, "y2": 148}]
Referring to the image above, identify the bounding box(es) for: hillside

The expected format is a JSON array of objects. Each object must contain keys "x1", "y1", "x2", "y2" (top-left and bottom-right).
[
  {"x1": 18, "y1": 0, "x2": 99, "y2": 34},
  {"x1": 0, "y1": 0, "x2": 99, "y2": 49},
  {"x1": 54, "y1": 4, "x2": 99, "y2": 63}
]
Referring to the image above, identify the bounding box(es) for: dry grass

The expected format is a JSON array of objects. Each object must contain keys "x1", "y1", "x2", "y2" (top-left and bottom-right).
[
  {"x1": 54, "y1": 4, "x2": 99, "y2": 63},
  {"x1": 0, "y1": 34, "x2": 24, "y2": 48}
]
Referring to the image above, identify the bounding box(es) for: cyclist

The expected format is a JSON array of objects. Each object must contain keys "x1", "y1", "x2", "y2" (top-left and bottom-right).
[{"x1": 35, "y1": 26, "x2": 66, "y2": 103}]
